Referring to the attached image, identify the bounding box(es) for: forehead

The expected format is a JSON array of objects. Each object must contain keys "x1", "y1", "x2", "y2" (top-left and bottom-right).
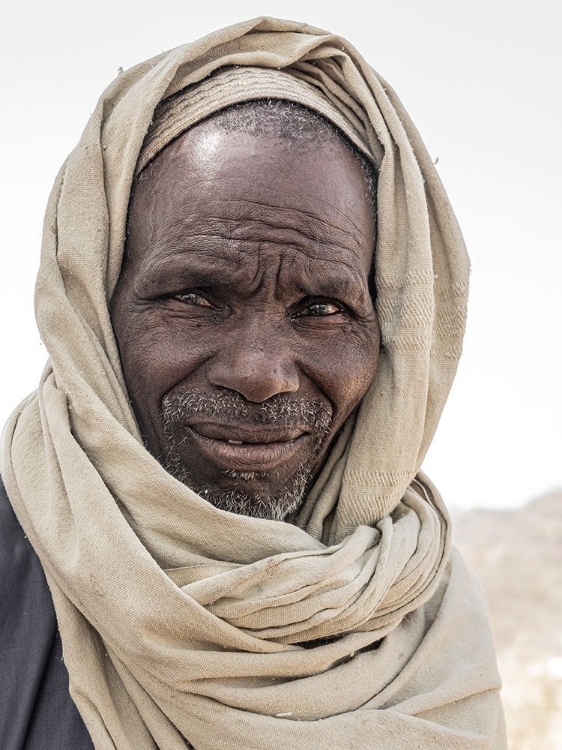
[{"x1": 125, "y1": 118, "x2": 375, "y2": 277}]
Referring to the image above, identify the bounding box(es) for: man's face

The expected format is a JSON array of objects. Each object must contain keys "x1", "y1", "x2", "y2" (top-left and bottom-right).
[{"x1": 111, "y1": 120, "x2": 380, "y2": 520}]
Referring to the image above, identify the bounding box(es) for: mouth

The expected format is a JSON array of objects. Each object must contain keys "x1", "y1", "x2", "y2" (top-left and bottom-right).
[{"x1": 184, "y1": 422, "x2": 311, "y2": 470}]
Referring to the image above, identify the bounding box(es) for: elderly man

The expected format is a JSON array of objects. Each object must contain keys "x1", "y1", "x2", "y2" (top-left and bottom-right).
[{"x1": 0, "y1": 17, "x2": 506, "y2": 750}]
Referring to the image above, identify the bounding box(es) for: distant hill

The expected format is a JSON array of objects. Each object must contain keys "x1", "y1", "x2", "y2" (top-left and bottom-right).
[{"x1": 453, "y1": 491, "x2": 562, "y2": 749}]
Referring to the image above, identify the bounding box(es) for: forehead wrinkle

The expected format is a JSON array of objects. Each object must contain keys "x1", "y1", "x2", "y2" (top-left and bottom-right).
[
  {"x1": 204, "y1": 179, "x2": 372, "y2": 249},
  {"x1": 145, "y1": 167, "x2": 370, "y2": 248},
  {"x1": 133, "y1": 169, "x2": 373, "y2": 268},
  {"x1": 131, "y1": 169, "x2": 375, "y2": 282},
  {"x1": 147, "y1": 233, "x2": 370, "y2": 280},
  {"x1": 141, "y1": 242, "x2": 243, "y2": 282},
  {"x1": 232, "y1": 184, "x2": 373, "y2": 245},
  {"x1": 231, "y1": 201, "x2": 367, "y2": 255},
  {"x1": 152, "y1": 212, "x2": 370, "y2": 269}
]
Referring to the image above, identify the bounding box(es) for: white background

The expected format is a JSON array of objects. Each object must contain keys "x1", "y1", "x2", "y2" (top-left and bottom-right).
[{"x1": 1, "y1": 0, "x2": 560, "y2": 510}]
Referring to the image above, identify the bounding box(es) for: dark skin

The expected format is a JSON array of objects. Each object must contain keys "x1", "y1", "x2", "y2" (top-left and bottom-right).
[{"x1": 110, "y1": 120, "x2": 380, "y2": 514}]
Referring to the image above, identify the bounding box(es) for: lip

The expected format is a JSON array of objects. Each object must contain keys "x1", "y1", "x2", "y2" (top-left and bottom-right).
[
  {"x1": 185, "y1": 422, "x2": 310, "y2": 470},
  {"x1": 190, "y1": 422, "x2": 306, "y2": 443}
]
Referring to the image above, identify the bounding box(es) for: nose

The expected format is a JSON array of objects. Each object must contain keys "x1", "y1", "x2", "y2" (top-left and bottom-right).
[{"x1": 206, "y1": 320, "x2": 300, "y2": 403}]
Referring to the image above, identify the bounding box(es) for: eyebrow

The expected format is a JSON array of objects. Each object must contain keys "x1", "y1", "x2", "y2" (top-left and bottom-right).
[
  {"x1": 136, "y1": 255, "x2": 237, "y2": 299},
  {"x1": 139, "y1": 249, "x2": 370, "y2": 311},
  {"x1": 291, "y1": 268, "x2": 367, "y2": 302}
]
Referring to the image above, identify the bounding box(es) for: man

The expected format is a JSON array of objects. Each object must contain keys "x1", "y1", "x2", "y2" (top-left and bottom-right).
[{"x1": 0, "y1": 17, "x2": 506, "y2": 749}]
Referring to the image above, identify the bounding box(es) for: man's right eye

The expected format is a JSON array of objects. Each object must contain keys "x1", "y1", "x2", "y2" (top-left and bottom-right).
[{"x1": 174, "y1": 292, "x2": 213, "y2": 307}]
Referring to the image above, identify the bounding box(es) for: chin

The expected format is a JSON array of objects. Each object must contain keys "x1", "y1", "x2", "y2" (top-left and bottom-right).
[{"x1": 163, "y1": 455, "x2": 311, "y2": 522}]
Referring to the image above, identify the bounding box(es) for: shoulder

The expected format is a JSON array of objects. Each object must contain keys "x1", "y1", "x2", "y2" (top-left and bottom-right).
[
  {"x1": 0, "y1": 475, "x2": 94, "y2": 749},
  {"x1": 0, "y1": 476, "x2": 53, "y2": 743},
  {"x1": 0, "y1": 474, "x2": 43, "y2": 605}
]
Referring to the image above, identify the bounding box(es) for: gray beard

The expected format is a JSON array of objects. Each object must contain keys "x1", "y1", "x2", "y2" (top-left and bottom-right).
[{"x1": 160, "y1": 391, "x2": 332, "y2": 522}]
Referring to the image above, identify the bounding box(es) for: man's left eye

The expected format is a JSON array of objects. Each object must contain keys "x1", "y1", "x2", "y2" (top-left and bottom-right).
[
  {"x1": 300, "y1": 301, "x2": 343, "y2": 316},
  {"x1": 175, "y1": 292, "x2": 212, "y2": 307}
]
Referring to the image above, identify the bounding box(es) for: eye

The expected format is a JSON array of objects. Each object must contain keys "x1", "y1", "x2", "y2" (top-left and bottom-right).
[
  {"x1": 296, "y1": 298, "x2": 344, "y2": 317},
  {"x1": 174, "y1": 292, "x2": 213, "y2": 307}
]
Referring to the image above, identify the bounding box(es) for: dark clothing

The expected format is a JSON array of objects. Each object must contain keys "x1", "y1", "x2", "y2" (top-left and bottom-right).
[{"x1": 0, "y1": 478, "x2": 93, "y2": 749}]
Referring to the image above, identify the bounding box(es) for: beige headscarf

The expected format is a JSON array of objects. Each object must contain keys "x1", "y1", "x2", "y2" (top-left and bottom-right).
[{"x1": 1, "y1": 17, "x2": 505, "y2": 749}]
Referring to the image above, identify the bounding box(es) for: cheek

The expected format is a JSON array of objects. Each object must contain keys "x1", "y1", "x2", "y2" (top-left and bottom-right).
[
  {"x1": 299, "y1": 326, "x2": 380, "y2": 421},
  {"x1": 112, "y1": 306, "x2": 213, "y2": 409}
]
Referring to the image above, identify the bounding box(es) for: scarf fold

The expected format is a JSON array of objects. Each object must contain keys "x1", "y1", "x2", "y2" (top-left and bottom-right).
[{"x1": 1, "y1": 16, "x2": 505, "y2": 749}]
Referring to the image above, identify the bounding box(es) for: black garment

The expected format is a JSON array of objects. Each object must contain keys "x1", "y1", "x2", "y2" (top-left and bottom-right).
[{"x1": 0, "y1": 478, "x2": 93, "y2": 749}]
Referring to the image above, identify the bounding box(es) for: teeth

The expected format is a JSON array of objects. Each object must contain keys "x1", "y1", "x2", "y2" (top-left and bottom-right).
[{"x1": 227, "y1": 440, "x2": 244, "y2": 445}]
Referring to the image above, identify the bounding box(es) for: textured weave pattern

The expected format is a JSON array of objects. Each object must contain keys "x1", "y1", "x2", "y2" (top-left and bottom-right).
[{"x1": 1, "y1": 17, "x2": 505, "y2": 750}]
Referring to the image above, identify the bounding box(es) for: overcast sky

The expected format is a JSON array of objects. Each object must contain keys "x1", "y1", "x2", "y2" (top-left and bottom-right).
[{"x1": 1, "y1": 0, "x2": 560, "y2": 511}]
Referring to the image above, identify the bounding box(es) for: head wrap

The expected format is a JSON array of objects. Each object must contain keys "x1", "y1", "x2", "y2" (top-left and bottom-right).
[
  {"x1": 136, "y1": 65, "x2": 375, "y2": 175},
  {"x1": 1, "y1": 17, "x2": 505, "y2": 749}
]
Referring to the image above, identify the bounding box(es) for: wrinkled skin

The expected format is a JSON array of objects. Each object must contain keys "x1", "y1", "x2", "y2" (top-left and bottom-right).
[{"x1": 110, "y1": 120, "x2": 380, "y2": 519}]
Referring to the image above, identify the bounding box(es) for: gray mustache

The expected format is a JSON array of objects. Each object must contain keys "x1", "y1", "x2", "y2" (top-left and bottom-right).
[{"x1": 162, "y1": 390, "x2": 332, "y2": 432}]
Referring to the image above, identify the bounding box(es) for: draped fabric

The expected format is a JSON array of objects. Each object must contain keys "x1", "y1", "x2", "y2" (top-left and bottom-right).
[{"x1": 1, "y1": 17, "x2": 505, "y2": 749}]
